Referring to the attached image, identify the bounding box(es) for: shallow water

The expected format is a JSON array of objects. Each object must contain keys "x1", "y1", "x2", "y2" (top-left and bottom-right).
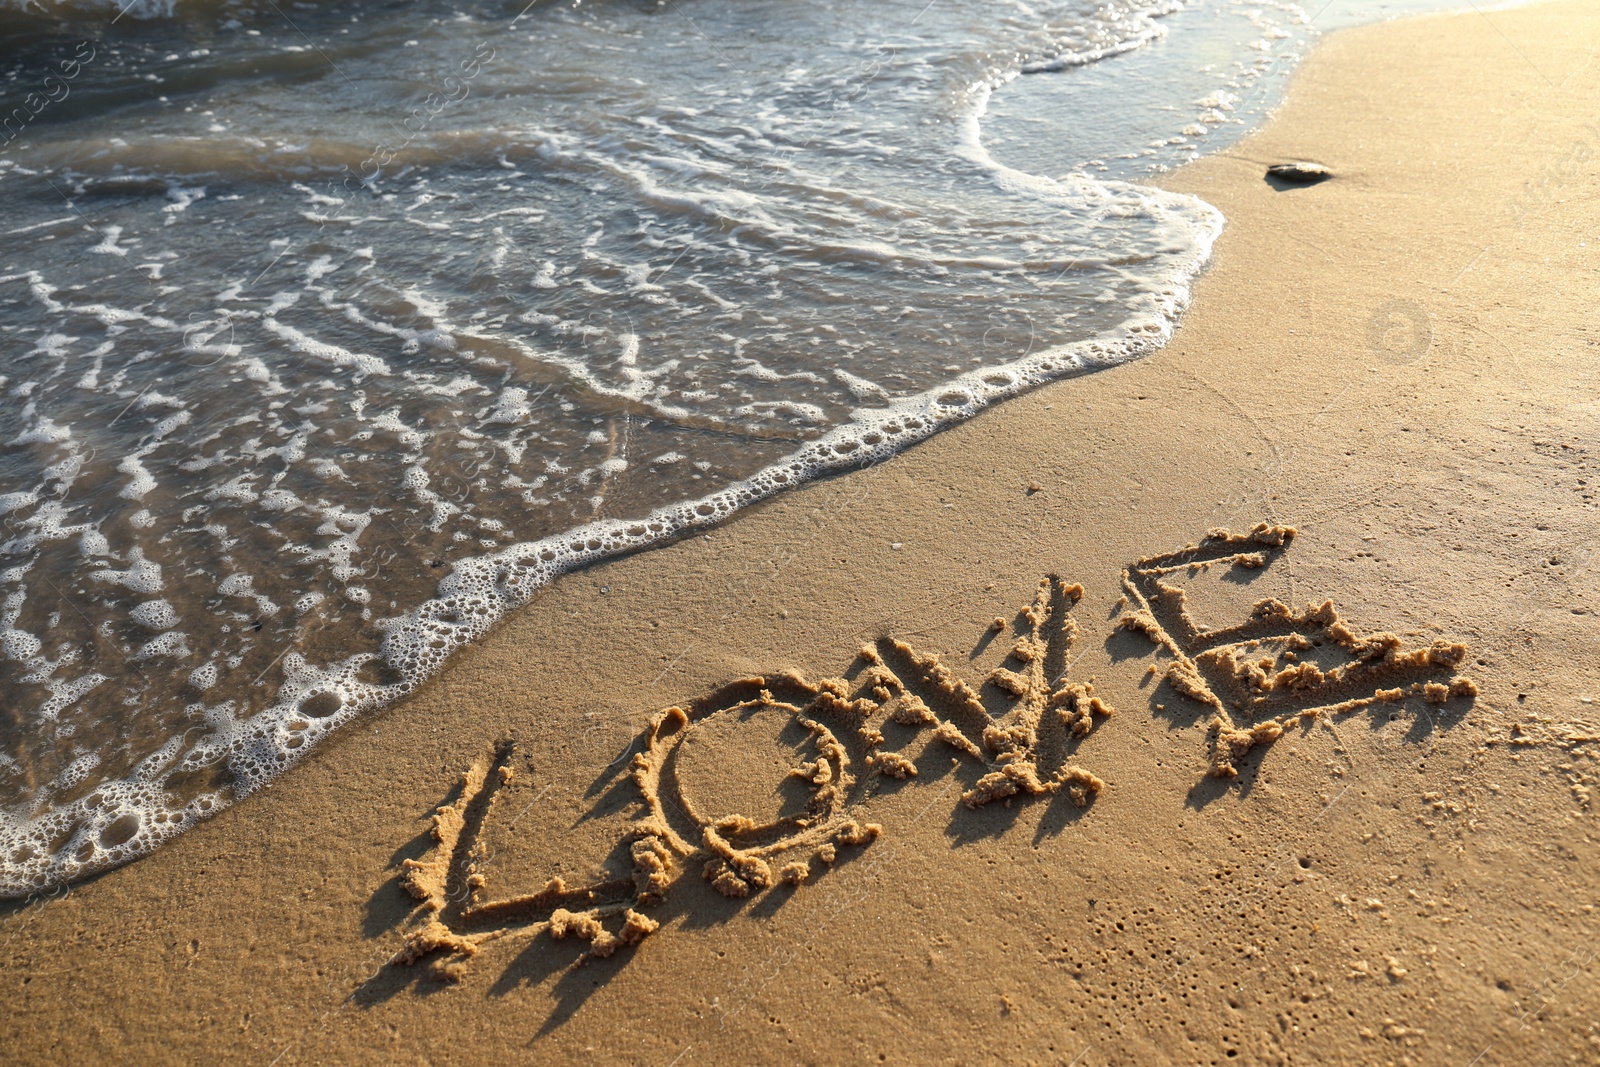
[{"x1": 0, "y1": 0, "x2": 1497, "y2": 895}]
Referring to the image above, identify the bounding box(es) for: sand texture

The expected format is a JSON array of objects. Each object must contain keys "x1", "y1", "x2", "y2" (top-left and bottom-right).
[{"x1": 6, "y1": 2, "x2": 1600, "y2": 1063}]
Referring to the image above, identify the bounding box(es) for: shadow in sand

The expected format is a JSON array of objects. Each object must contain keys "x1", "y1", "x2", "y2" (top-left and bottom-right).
[
  {"x1": 1181, "y1": 692, "x2": 1475, "y2": 811},
  {"x1": 1339, "y1": 691, "x2": 1473, "y2": 760},
  {"x1": 1184, "y1": 744, "x2": 1270, "y2": 810},
  {"x1": 362, "y1": 825, "x2": 441, "y2": 940},
  {"x1": 1104, "y1": 626, "x2": 1158, "y2": 667},
  {"x1": 353, "y1": 953, "x2": 452, "y2": 1008},
  {"x1": 490, "y1": 930, "x2": 597, "y2": 1012},
  {"x1": 583, "y1": 740, "x2": 642, "y2": 801},
  {"x1": 0, "y1": 881, "x2": 77, "y2": 923},
  {"x1": 968, "y1": 618, "x2": 1005, "y2": 660},
  {"x1": 527, "y1": 950, "x2": 632, "y2": 1037},
  {"x1": 942, "y1": 790, "x2": 1025, "y2": 847},
  {"x1": 1032, "y1": 782, "x2": 1097, "y2": 846},
  {"x1": 1139, "y1": 673, "x2": 1218, "y2": 736},
  {"x1": 1218, "y1": 562, "x2": 1273, "y2": 587}
]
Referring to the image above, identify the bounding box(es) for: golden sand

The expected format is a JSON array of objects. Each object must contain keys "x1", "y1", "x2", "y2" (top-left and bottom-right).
[{"x1": 5, "y1": 3, "x2": 1600, "y2": 1063}]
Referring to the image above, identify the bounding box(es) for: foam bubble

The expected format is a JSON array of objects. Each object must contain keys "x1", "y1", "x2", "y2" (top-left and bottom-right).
[
  {"x1": 128, "y1": 600, "x2": 178, "y2": 631},
  {"x1": 135, "y1": 631, "x2": 189, "y2": 660},
  {"x1": 91, "y1": 548, "x2": 164, "y2": 595},
  {"x1": 2, "y1": 628, "x2": 42, "y2": 662},
  {"x1": 187, "y1": 663, "x2": 218, "y2": 691}
]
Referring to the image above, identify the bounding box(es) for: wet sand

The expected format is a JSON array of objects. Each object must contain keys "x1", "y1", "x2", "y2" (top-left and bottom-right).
[{"x1": 6, "y1": 1, "x2": 1600, "y2": 1063}]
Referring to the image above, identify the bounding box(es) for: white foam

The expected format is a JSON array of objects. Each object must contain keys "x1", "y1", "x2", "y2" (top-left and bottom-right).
[
  {"x1": 135, "y1": 631, "x2": 189, "y2": 660},
  {"x1": 128, "y1": 600, "x2": 178, "y2": 631},
  {"x1": 38, "y1": 673, "x2": 106, "y2": 722},
  {"x1": 0, "y1": 0, "x2": 1240, "y2": 899},
  {"x1": 261, "y1": 318, "x2": 390, "y2": 378},
  {"x1": 1, "y1": 628, "x2": 41, "y2": 662},
  {"x1": 90, "y1": 548, "x2": 164, "y2": 595},
  {"x1": 187, "y1": 663, "x2": 218, "y2": 691},
  {"x1": 0, "y1": 491, "x2": 38, "y2": 516},
  {"x1": 116, "y1": 455, "x2": 157, "y2": 500}
]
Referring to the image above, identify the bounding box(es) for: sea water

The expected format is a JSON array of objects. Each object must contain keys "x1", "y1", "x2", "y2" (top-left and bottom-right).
[{"x1": 0, "y1": 0, "x2": 1491, "y2": 895}]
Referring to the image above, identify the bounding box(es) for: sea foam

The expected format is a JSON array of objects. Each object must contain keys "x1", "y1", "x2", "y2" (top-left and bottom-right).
[{"x1": 0, "y1": 0, "x2": 1272, "y2": 896}]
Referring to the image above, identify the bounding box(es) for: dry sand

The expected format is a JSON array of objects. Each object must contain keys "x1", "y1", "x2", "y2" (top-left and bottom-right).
[{"x1": 6, "y1": 2, "x2": 1600, "y2": 1063}]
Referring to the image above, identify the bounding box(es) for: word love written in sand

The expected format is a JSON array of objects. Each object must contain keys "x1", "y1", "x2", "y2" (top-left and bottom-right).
[{"x1": 390, "y1": 525, "x2": 1475, "y2": 980}]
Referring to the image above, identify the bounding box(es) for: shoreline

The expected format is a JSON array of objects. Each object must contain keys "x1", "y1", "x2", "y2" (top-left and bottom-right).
[
  {"x1": 0, "y1": 0, "x2": 1515, "y2": 904},
  {"x1": 7, "y1": 1, "x2": 1600, "y2": 1063},
  {"x1": 0, "y1": 0, "x2": 1239, "y2": 901}
]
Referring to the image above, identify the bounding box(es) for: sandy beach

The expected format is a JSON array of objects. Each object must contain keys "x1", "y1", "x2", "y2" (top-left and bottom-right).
[{"x1": 6, "y1": 1, "x2": 1600, "y2": 1063}]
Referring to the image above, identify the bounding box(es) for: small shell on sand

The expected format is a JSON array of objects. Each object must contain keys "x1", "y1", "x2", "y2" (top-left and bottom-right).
[{"x1": 1266, "y1": 161, "x2": 1333, "y2": 185}]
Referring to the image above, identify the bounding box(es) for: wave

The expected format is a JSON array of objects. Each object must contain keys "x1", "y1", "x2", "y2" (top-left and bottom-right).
[{"x1": 0, "y1": 0, "x2": 1244, "y2": 897}]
